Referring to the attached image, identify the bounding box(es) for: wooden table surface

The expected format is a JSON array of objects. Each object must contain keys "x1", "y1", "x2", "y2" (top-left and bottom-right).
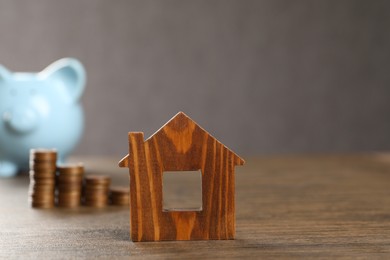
[{"x1": 1, "y1": 154, "x2": 390, "y2": 259}]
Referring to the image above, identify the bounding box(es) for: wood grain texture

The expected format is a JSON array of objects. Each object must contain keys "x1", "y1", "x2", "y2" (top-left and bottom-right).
[
  {"x1": 119, "y1": 112, "x2": 245, "y2": 241},
  {"x1": 1, "y1": 155, "x2": 390, "y2": 258}
]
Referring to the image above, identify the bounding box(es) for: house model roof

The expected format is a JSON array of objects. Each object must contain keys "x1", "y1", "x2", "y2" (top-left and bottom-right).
[{"x1": 119, "y1": 111, "x2": 244, "y2": 168}]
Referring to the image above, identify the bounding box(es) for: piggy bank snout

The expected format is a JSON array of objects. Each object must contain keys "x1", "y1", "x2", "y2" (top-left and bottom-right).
[{"x1": 3, "y1": 107, "x2": 39, "y2": 134}]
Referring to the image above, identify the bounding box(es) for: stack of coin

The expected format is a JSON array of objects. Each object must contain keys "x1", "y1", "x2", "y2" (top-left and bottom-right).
[
  {"x1": 84, "y1": 175, "x2": 111, "y2": 207},
  {"x1": 29, "y1": 149, "x2": 57, "y2": 209},
  {"x1": 57, "y1": 164, "x2": 84, "y2": 208},
  {"x1": 110, "y1": 187, "x2": 130, "y2": 206}
]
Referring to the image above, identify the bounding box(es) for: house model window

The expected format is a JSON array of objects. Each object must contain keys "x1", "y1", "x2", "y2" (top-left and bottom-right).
[
  {"x1": 162, "y1": 170, "x2": 203, "y2": 212},
  {"x1": 119, "y1": 112, "x2": 245, "y2": 241}
]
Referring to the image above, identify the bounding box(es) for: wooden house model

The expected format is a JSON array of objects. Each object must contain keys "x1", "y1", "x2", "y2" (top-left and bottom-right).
[{"x1": 118, "y1": 112, "x2": 245, "y2": 241}]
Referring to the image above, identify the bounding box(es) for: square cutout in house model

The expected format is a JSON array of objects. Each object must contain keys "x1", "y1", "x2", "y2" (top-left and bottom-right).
[{"x1": 118, "y1": 112, "x2": 245, "y2": 241}]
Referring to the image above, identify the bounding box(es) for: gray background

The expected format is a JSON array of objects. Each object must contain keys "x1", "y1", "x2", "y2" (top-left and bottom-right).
[{"x1": 1, "y1": 0, "x2": 390, "y2": 157}]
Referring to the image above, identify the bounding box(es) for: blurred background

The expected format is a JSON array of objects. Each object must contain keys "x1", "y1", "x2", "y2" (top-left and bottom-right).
[{"x1": 1, "y1": 0, "x2": 390, "y2": 157}]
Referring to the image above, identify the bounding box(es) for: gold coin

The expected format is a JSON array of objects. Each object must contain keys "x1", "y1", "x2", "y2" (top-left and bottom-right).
[
  {"x1": 85, "y1": 175, "x2": 111, "y2": 185},
  {"x1": 30, "y1": 148, "x2": 57, "y2": 161},
  {"x1": 57, "y1": 163, "x2": 84, "y2": 175}
]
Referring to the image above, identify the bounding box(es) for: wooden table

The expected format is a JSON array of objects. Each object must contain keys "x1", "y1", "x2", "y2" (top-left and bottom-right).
[{"x1": 1, "y1": 155, "x2": 390, "y2": 258}]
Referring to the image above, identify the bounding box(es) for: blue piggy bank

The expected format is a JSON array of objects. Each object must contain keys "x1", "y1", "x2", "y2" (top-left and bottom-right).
[{"x1": 0, "y1": 58, "x2": 86, "y2": 177}]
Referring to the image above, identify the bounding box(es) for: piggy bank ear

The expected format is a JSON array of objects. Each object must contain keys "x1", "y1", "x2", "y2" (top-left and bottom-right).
[
  {"x1": 40, "y1": 58, "x2": 86, "y2": 103},
  {"x1": 0, "y1": 65, "x2": 11, "y2": 81}
]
